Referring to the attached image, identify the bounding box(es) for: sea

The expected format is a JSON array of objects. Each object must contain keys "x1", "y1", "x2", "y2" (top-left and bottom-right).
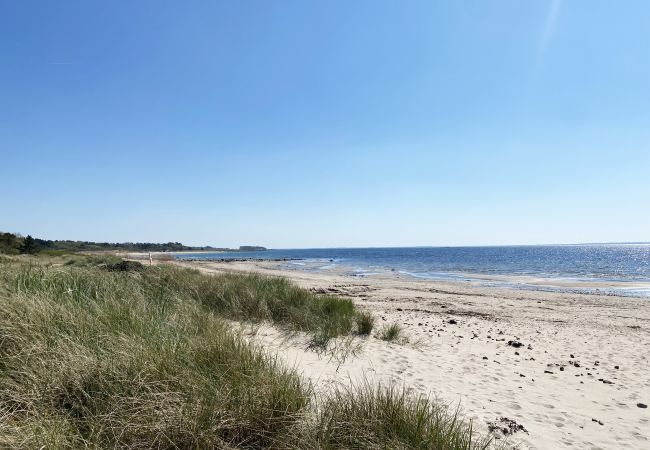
[{"x1": 173, "y1": 244, "x2": 650, "y2": 297}]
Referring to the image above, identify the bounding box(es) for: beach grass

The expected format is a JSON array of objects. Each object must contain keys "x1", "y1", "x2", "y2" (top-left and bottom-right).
[
  {"x1": 380, "y1": 323, "x2": 404, "y2": 342},
  {"x1": 355, "y1": 311, "x2": 375, "y2": 335},
  {"x1": 310, "y1": 382, "x2": 490, "y2": 450},
  {"x1": 137, "y1": 265, "x2": 361, "y2": 348},
  {"x1": 0, "y1": 256, "x2": 488, "y2": 449}
]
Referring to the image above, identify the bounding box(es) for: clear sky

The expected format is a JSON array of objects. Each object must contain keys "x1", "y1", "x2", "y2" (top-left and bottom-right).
[{"x1": 2, "y1": 1, "x2": 649, "y2": 248}]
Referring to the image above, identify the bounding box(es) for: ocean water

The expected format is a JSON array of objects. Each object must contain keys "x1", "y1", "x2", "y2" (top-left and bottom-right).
[{"x1": 174, "y1": 244, "x2": 650, "y2": 297}]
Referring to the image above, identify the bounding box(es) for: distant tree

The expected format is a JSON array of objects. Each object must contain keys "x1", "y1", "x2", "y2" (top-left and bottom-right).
[
  {"x1": 20, "y1": 235, "x2": 39, "y2": 254},
  {"x1": 0, "y1": 232, "x2": 22, "y2": 255}
]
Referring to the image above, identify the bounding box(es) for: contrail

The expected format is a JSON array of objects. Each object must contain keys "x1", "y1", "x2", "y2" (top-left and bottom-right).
[{"x1": 536, "y1": 0, "x2": 562, "y2": 71}]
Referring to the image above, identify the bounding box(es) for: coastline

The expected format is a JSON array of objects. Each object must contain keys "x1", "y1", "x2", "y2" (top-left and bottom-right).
[{"x1": 160, "y1": 257, "x2": 650, "y2": 449}]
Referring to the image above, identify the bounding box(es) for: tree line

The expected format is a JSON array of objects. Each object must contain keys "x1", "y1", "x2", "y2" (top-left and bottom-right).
[{"x1": 0, "y1": 232, "x2": 236, "y2": 255}]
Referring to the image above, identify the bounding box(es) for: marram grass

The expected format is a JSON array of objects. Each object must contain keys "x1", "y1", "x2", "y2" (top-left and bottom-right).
[{"x1": 0, "y1": 257, "x2": 490, "y2": 449}]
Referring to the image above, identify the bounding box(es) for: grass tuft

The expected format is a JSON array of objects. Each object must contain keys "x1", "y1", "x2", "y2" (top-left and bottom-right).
[
  {"x1": 380, "y1": 323, "x2": 404, "y2": 342},
  {"x1": 308, "y1": 382, "x2": 491, "y2": 450},
  {"x1": 356, "y1": 311, "x2": 375, "y2": 335}
]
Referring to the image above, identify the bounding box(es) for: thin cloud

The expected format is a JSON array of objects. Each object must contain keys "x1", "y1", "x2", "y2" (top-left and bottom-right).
[{"x1": 535, "y1": 0, "x2": 562, "y2": 71}]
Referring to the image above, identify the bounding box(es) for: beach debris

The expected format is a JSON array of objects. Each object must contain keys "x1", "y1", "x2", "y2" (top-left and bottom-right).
[
  {"x1": 570, "y1": 354, "x2": 575, "y2": 358},
  {"x1": 598, "y1": 378, "x2": 614, "y2": 385},
  {"x1": 614, "y1": 365, "x2": 619, "y2": 369},
  {"x1": 544, "y1": 370, "x2": 554, "y2": 374},
  {"x1": 448, "y1": 319, "x2": 457, "y2": 324},
  {"x1": 487, "y1": 417, "x2": 528, "y2": 436},
  {"x1": 507, "y1": 340, "x2": 524, "y2": 348},
  {"x1": 637, "y1": 403, "x2": 648, "y2": 408},
  {"x1": 591, "y1": 418, "x2": 604, "y2": 426},
  {"x1": 482, "y1": 356, "x2": 488, "y2": 360},
  {"x1": 569, "y1": 360, "x2": 581, "y2": 368},
  {"x1": 527, "y1": 344, "x2": 533, "y2": 350}
]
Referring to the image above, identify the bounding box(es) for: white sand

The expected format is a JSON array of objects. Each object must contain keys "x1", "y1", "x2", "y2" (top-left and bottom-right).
[{"x1": 165, "y1": 258, "x2": 650, "y2": 449}]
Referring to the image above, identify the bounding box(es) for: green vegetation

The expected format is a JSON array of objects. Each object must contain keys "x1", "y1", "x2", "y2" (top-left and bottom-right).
[
  {"x1": 0, "y1": 256, "x2": 487, "y2": 449},
  {"x1": 0, "y1": 231, "x2": 267, "y2": 255},
  {"x1": 312, "y1": 383, "x2": 485, "y2": 449},
  {"x1": 380, "y1": 323, "x2": 404, "y2": 342},
  {"x1": 355, "y1": 311, "x2": 376, "y2": 336},
  {"x1": 0, "y1": 232, "x2": 22, "y2": 255},
  {"x1": 165, "y1": 268, "x2": 363, "y2": 348}
]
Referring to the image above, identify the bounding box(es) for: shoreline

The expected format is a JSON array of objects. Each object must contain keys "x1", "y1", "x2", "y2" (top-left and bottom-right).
[
  {"x1": 168, "y1": 254, "x2": 650, "y2": 298},
  {"x1": 162, "y1": 257, "x2": 649, "y2": 449}
]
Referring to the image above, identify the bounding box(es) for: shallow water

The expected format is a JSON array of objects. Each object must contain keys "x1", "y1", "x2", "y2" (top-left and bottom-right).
[{"x1": 174, "y1": 244, "x2": 650, "y2": 297}]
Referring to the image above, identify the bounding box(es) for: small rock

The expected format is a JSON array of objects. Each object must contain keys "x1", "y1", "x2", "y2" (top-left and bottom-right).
[
  {"x1": 637, "y1": 403, "x2": 648, "y2": 408},
  {"x1": 560, "y1": 366, "x2": 564, "y2": 372},
  {"x1": 614, "y1": 365, "x2": 619, "y2": 369},
  {"x1": 482, "y1": 356, "x2": 488, "y2": 360},
  {"x1": 448, "y1": 319, "x2": 457, "y2": 325},
  {"x1": 507, "y1": 340, "x2": 524, "y2": 348},
  {"x1": 515, "y1": 351, "x2": 519, "y2": 356},
  {"x1": 544, "y1": 370, "x2": 554, "y2": 374},
  {"x1": 570, "y1": 354, "x2": 575, "y2": 358}
]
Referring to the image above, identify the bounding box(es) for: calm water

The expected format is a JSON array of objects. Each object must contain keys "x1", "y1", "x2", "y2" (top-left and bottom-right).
[{"x1": 174, "y1": 245, "x2": 650, "y2": 297}]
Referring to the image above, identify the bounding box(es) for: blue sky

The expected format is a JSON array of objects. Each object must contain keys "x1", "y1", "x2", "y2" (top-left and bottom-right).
[{"x1": 2, "y1": 1, "x2": 649, "y2": 248}]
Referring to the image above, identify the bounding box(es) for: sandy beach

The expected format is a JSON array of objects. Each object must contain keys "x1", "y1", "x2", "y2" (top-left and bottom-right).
[{"x1": 158, "y1": 257, "x2": 650, "y2": 450}]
